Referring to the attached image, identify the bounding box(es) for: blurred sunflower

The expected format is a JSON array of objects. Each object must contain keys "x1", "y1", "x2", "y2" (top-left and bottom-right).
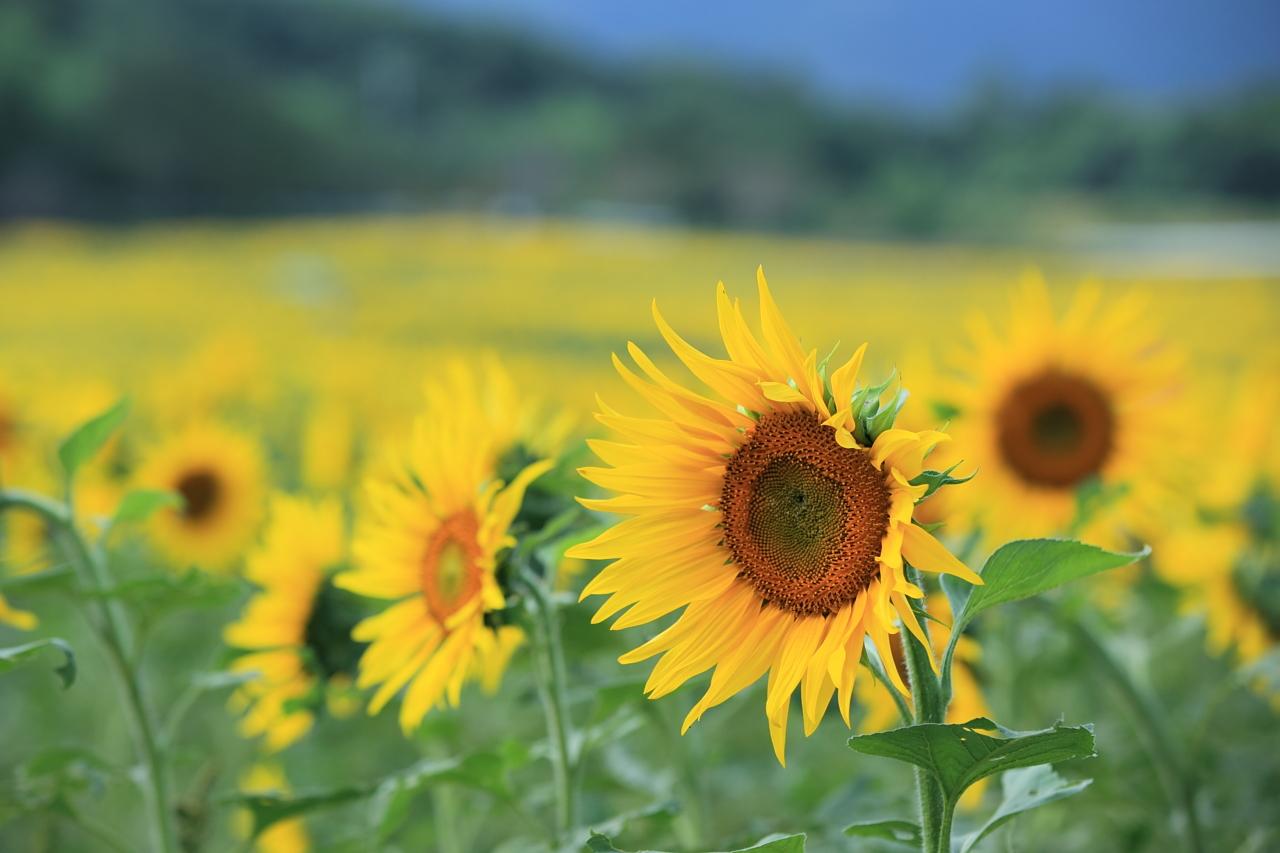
[
  {"x1": 1153, "y1": 367, "x2": 1279, "y2": 673},
  {"x1": 137, "y1": 423, "x2": 265, "y2": 571},
  {"x1": 335, "y1": 361, "x2": 551, "y2": 732},
  {"x1": 237, "y1": 763, "x2": 309, "y2": 853},
  {"x1": 225, "y1": 494, "x2": 362, "y2": 752},
  {"x1": 568, "y1": 269, "x2": 981, "y2": 764},
  {"x1": 943, "y1": 275, "x2": 1185, "y2": 546}
]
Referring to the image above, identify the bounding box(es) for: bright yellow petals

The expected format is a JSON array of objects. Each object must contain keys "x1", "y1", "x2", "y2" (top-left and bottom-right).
[
  {"x1": 573, "y1": 275, "x2": 978, "y2": 763},
  {"x1": 224, "y1": 495, "x2": 346, "y2": 753},
  {"x1": 336, "y1": 359, "x2": 549, "y2": 733}
]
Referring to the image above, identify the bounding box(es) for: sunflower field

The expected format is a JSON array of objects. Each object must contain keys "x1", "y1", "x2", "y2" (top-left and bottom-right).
[{"x1": 0, "y1": 213, "x2": 1277, "y2": 853}]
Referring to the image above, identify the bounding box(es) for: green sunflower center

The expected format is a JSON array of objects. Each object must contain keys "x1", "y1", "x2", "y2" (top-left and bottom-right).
[
  {"x1": 996, "y1": 370, "x2": 1115, "y2": 489},
  {"x1": 421, "y1": 511, "x2": 485, "y2": 624},
  {"x1": 175, "y1": 468, "x2": 221, "y2": 523},
  {"x1": 748, "y1": 456, "x2": 845, "y2": 574},
  {"x1": 721, "y1": 410, "x2": 891, "y2": 616}
]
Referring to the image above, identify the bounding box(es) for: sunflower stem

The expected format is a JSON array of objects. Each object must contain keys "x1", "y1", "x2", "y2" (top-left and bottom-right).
[
  {"x1": 0, "y1": 488, "x2": 178, "y2": 853},
  {"x1": 902, "y1": 566, "x2": 946, "y2": 853},
  {"x1": 520, "y1": 567, "x2": 577, "y2": 844},
  {"x1": 1054, "y1": 603, "x2": 1205, "y2": 853}
]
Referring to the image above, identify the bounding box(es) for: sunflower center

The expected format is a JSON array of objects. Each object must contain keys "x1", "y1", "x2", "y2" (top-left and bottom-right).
[
  {"x1": 995, "y1": 370, "x2": 1114, "y2": 489},
  {"x1": 721, "y1": 410, "x2": 891, "y2": 616},
  {"x1": 421, "y1": 511, "x2": 485, "y2": 624},
  {"x1": 175, "y1": 468, "x2": 221, "y2": 523},
  {"x1": 303, "y1": 577, "x2": 365, "y2": 679},
  {"x1": 0, "y1": 409, "x2": 14, "y2": 453}
]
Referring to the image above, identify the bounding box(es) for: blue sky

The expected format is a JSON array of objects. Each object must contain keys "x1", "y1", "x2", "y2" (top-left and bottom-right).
[{"x1": 419, "y1": 0, "x2": 1280, "y2": 108}]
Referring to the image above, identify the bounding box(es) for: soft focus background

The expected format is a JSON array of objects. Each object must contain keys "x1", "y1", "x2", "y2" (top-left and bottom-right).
[{"x1": 2, "y1": 1, "x2": 1279, "y2": 851}]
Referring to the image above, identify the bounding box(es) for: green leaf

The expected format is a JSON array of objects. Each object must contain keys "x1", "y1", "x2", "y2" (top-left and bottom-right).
[
  {"x1": 111, "y1": 489, "x2": 181, "y2": 527},
  {"x1": 959, "y1": 764, "x2": 1092, "y2": 853},
  {"x1": 578, "y1": 801, "x2": 678, "y2": 849},
  {"x1": 585, "y1": 833, "x2": 627, "y2": 852},
  {"x1": 84, "y1": 568, "x2": 239, "y2": 611},
  {"x1": 732, "y1": 834, "x2": 806, "y2": 852},
  {"x1": 57, "y1": 399, "x2": 128, "y2": 482},
  {"x1": 232, "y1": 745, "x2": 529, "y2": 840},
  {"x1": 940, "y1": 539, "x2": 1147, "y2": 701},
  {"x1": 238, "y1": 785, "x2": 369, "y2": 838},
  {"x1": 0, "y1": 638, "x2": 76, "y2": 688},
  {"x1": 843, "y1": 819, "x2": 921, "y2": 845},
  {"x1": 848, "y1": 718, "x2": 1095, "y2": 806},
  {"x1": 579, "y1": 831, "x2": 804, "y2": 853}
]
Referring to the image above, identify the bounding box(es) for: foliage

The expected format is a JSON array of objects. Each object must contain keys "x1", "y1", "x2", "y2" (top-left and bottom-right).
[{"x1": 1, "y1": 0, "x2": 1278, "y2": 236}]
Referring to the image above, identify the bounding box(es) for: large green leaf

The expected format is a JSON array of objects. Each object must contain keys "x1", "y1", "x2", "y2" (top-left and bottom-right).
[
  {"x1": 0, "y1": 638, "x2": 76, "y2": 688},
  {"x1": 583, "y1": 832, "x2": 805, "y2": 853},
  {"x1": 57, "y1": 399, "x2": 128, "y2": 482},
  {"x1": 941, "y1": 539, "x2": 1147, "y2": 700},
  {"x1": 848, "y1": 718, "x2": 1094, "y2": 806},
  {"x1": 110, "y1": 489, "x2": 181, "y2": 527},
  {"x1": 368, "y1": 746, "x2": 526, "y2": 842},
  {"x1": 83, "y1": 568, "x2": 239, "y2": 611},
  {"x1": 959, "y1": 764, "x2": 1092, "y2": 853},
  {"x1": 843, "y1": 819, "x2": 921, "y2": 846},
  {"x1": 237, "y1": 784, "x2": 369, "y2": 838},
  {"x1": 231, "y1": 745, "x2": 528, "y2": 839}
]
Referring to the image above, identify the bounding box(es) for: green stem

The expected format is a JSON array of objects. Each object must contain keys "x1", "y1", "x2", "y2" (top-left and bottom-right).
[
  {"x1": 936, "y1": 799, "x2": 956, "y2": 853},
  {"x1": 520, "y1": 569, "x2": 577, "y2": 843},
  {"x1": 901, "y1": 567, "x2": 945, "y2": 853},
  {"x1": 426, "y1": 743, "x2": 464, "y2": 853},
  {"x1": 1054, "y1": 604, "x2": 1205, "y2": 853},
  {"x1": 1, "y1": 489, "x2": 177, "y2": 853}
]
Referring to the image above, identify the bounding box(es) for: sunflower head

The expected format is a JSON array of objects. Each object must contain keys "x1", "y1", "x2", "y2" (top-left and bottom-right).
[
  {"x1": 569, "y1": 269, "x2": 981, "y2": 764},
  {"x1": 336, "y1": 359, "x2": 552, "y2": 733},
  {"x1": 944, "y1": 274, "x2": 1186, "y2": 546},
  {"x1": 138, "y1": 423, "x2": 265, "y2": 572}
]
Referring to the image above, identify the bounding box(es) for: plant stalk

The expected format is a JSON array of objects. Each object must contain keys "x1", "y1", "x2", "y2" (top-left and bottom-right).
[
  {"x1": 521, "y1": 569, "x2": 577, "y2": 843},
  {"x1": 901, "y1": 566, "x2": 946, "y2": 853},
  {"x1": 1, "y1": 489, "x2": 178, "y2": 853}
]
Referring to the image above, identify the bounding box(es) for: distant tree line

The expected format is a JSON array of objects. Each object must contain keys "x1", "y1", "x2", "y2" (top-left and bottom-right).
[{"x1": 2, "y1": 0, "x2": 1278, "y2": 237}]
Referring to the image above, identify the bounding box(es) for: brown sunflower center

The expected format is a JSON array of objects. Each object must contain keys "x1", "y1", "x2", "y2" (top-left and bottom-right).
[
  {"x1": 421, "y1": 511, "x2": 484, "y2": 624},
  {"x1": 175, "y1": 468, "x2": 222, "y2": 523},
  {"x1": 0, "y1": 405, "x2": 18, "y2": 454},
  {"x1": 995, "y1": 370, "x2": 1115, "y2": 489},
  {"x1": 721, "y1": 410, "x2": 891, "y2": 616}
]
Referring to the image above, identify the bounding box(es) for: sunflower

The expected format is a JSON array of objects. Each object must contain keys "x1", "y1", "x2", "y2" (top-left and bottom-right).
[
  {"x1": 335, "y1": 363, "x2": 551, "y2": 733},
  {"x1": 942, "y1": 274, "x2": 1186, "y2": 546},
  {"x1": 567, "y1": 269, "x2": 981, "y2": 764},
  {"x1": 1153, "y1": 367, "x2": 1279, "y2": 673},
  {"x1": 136, "y1": 423, "x2": 266, "y2": 571},
  {"x1": 237, "y1": 764, "x2": 309, "y2": 853},
  {"x1": 225, "y1": 494, "x2": 359, "y2": 752}
]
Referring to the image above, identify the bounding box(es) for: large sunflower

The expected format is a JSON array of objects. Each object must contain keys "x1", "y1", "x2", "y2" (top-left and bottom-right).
[
  {"x1": 942, "y1": 275, "x2": 1185, "y2": 546},
  {"x1": 225, "y1": 494, "x2": 359, "y2": 751},
  {"x1": 136, "y1": 423, "x2": 266, "y2": 571},
  {"x1": 335, "y1": 364, "x2": 550, "y2": 733},
  {"x1": 568, "y1": 269, "x2": 981, "y2": 764}
]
